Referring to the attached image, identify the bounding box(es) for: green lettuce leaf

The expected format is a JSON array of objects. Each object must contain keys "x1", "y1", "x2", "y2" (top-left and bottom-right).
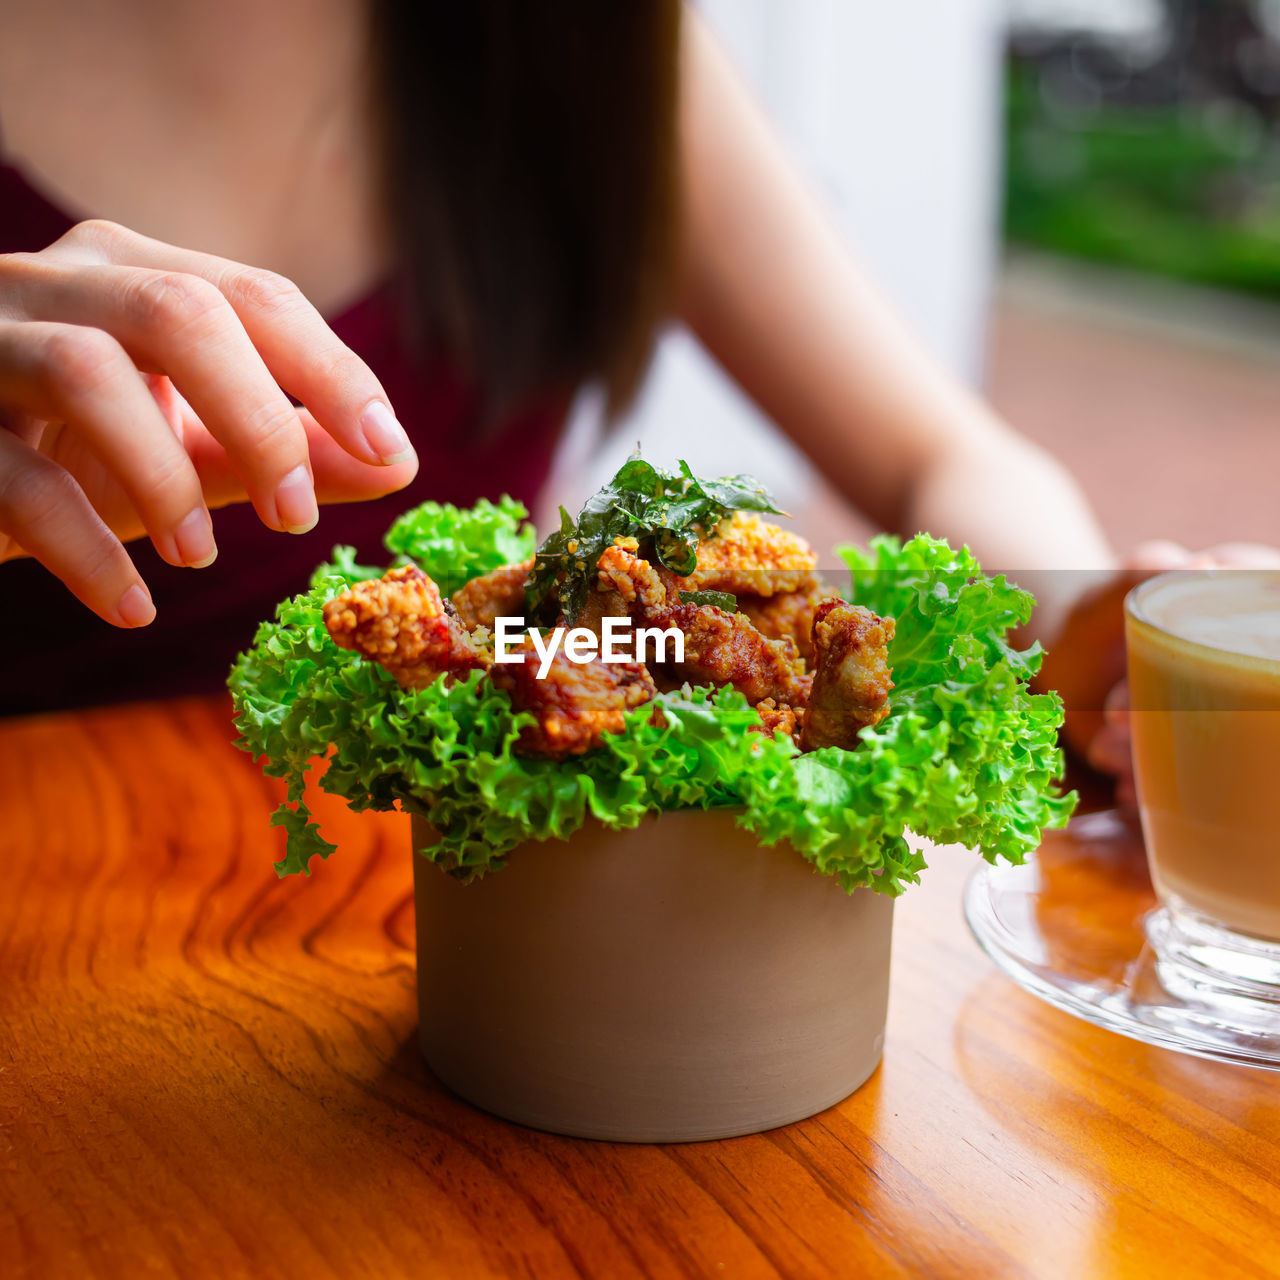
[
  {"x1": 309, "y1": 543, "x2": 383, "y2": 589},
  {"x1": 383, "y1": 495, "x2": 535, "y2": 597},
  {"x1": 833, "y1": 534, "x2": 1076, "y2": 874}
]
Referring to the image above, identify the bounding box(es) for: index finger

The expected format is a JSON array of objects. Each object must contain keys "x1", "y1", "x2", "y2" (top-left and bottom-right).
[{"x1": 49, "y1": 220, "x2": 417, "y2": 469}]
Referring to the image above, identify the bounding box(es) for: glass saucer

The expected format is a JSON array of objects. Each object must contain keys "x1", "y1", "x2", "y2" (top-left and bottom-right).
[{"x1": 963, "y1": 809, "x2": 1280, "y2": 1070}]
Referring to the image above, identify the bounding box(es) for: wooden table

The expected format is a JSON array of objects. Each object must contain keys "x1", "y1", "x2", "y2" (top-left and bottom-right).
[{"x1": 3, "y1": 697, "x2": 1279, "y2": 1279}]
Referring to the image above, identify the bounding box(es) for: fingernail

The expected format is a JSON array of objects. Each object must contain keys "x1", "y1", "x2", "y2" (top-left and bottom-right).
[
  {"x1": 174, "y1": 507, "x2": 217, "y2": 568},
  {"x1": 274, "y1": 464, "x2": 318, "y2": 533},
  {"x1": 360, "y1": 401, "x2": 415, "y2": 465},
  {"x1": 117, "y1": 583, "x2": 156, "y2": 628}
]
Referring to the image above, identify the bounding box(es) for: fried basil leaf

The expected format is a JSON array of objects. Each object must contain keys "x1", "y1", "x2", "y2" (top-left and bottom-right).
[{"x1": 525, "y1": 457, "x2": 783, "y2": 623}]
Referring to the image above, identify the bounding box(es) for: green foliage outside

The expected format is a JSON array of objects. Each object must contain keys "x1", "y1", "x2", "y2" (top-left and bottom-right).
[{"x1": 1004, "y1": 62, "x2": 1280, "y2": 297}]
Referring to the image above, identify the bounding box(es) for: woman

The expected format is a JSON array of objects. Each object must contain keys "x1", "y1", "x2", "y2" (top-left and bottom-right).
[{"x1": 0, "y1": 2, "x2": 1259, "y2": 781}]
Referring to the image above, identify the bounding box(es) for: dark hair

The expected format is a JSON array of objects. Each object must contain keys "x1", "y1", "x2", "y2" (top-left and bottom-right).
[{"x1": 372, "y1": 1, "x2": 682, "y2": 422}]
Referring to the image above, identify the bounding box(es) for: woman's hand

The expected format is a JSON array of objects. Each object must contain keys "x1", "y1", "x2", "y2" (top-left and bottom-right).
[
  {"x1": 0, "y1": 220, "x2": 418, "y2": 626},
  {"x1": 1045, "y1": 541, "x2": 1280, "y2": 807}
]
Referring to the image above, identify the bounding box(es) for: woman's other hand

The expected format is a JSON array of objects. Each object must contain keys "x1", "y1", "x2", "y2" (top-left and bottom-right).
[{"x1": 0, "y1": 220, "x2": 418, "y2": 627}]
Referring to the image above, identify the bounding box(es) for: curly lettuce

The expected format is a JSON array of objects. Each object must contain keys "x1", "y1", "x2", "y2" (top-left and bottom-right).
[
  {"x1": 229, "y1": 495, "x2": 1073, "y2": 894},
  {"x1": 302, "y1": 493, "x2": 536, "y2": 594}
]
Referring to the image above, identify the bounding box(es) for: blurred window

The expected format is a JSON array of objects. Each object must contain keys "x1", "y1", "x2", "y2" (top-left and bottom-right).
[{"x1": 1005, "y1": 0, "x2": 1280, "y2": 298}]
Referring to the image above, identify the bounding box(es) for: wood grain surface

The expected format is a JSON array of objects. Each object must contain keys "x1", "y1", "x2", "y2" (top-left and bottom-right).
[{"x1": 3, "y1": 696, "x2": 1280, "y2": 1279}]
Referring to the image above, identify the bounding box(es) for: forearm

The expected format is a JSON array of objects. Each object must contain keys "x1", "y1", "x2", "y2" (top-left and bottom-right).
[
  {"x1": 676, "y1": 10, "x2": 1115, "y2": 592},
  {"x1": 905, "y1": 420, "x2": 1116, "y2": 569}
]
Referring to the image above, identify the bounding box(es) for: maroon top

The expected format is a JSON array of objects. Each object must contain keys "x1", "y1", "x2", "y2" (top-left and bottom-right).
[{"x1": 0, "y1": 156, "x2": 566, "y2": 716}]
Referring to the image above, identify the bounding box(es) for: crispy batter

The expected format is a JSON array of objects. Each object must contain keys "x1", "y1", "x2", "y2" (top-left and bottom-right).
[
  {"x1": 799, "y1": 601, "x2": 895, "y2": 751},
  {"x1": 738, "y1": 581, "x2": 830, "y2": 664},
  {"x1": 489, "y1": 640, "x2": 656, "y2": 759},
  {"x1": 597, "y1": 541, "x2": 675, "y2": 609},
  {"x1": 323, "y1": 566, "x2": 487, "y2": 690},
  {"x1": 686, "y1": 512, "x2": 820, "y2": 597},
  {"x1": 599, "y1": 517, "x2": 819, "y2": 605},
  {"x1": 450, "y1": 558, "x2": 534, "y2": 631},
  {"x1": 753, "y1": 697, "x2": 804, "y2": 742},
  {"x1": 664, "y1": 602, "x2": 812, "y2": 705},
  {"x1": 597, "y1": 543, "x2": 811, "y2": 706}
]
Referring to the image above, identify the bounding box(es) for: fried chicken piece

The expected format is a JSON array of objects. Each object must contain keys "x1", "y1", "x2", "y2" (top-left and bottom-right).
[
  {"x1": 663, "y1": 602, "x2": 812, "y2": 706},
  {"x1": 568, "y1": 581, "x2": 632, "y2": 642},
  {"x1": 738, "y1": 580, "x2": 830, "y2": 665},
  {"x1": 449, "y1": 558, "x2": 534, "y2": 631},
  {"x1": 686, "y1": 512, "x2": 820, "y2": 598},
  {"x1": 753, "y1": 697, "x2": 804, "y2": 742},
  {"x1": 799, "y1": 601, "x2": 895, "y2": 752},
  {"x1": 597, "y1": 541, "x2": 676, "y2": 610},
  {"x1": 488, "y1": 639, "x2": 657, "y2": 759},
  {"x1": 597, "y1": 543, "x2": 810, "y2": 706},
  {"x1": 323, "y1": 566, "x2": 488, "y2": 690}
]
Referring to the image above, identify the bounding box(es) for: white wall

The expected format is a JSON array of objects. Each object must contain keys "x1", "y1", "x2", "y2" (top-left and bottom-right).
[{"x1": 545, "y1": 0, "x2": 1004, "y2": 523}]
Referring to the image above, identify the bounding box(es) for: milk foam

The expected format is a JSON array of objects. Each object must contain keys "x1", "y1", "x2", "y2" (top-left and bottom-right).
[{"x1": 1141, "y1": 573, "x2": 1280, "y2": 663}]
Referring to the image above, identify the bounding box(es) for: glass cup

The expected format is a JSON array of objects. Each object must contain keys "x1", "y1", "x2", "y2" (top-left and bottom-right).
[{"x1": 1126, "y1": 570, "x2": 1280, "y2": 1022}]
